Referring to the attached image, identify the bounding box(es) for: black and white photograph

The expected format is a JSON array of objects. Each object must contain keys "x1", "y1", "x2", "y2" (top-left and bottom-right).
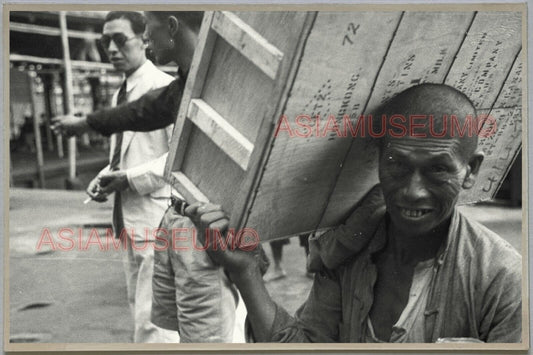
[{"x1": 4, "y1": 3, "x2": 528, "y2": 352}]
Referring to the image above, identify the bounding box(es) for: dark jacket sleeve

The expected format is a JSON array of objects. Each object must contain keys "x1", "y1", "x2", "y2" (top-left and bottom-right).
[
  {"x1": 480, "y1": 246, "x2": 522, "y2": 343},
  {"x1": 86, "y1": 77, "x2": 185, "y2": 136}
]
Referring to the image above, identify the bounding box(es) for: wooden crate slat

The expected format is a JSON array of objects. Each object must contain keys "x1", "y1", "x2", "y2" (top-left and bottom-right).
[
  {"x1": 493, "y1": 49, "x2": 523, "y2": 109},
  {"x1": 167, "y1": 11, "x2": 312, "y2": 219},
  {"x1": 200, "y1": 37, "x2": 276, "y2": 143},
  {"x1": 229, "y1": 12, "x2": 316, "y2": 230},
  {"x1": 459, "y1": 50, "x2": 523, "y2": 203},
  {"x1": 171, "y1": 172, "x2": 210, "y2": 203},
  {"x1": 181, "y1": 128, "x2": 246, "y2": 213},
  {"x1": 243, "y1": 11, "x2": 402, "y2": 239},
  {"x1": 188, "y1": 99, "x2": 254, "y2": 170},
  {"x1": 200, "y1": 12, "x2": 312, "y2": 145},
  {"x1": 319, "y1": 11, "x2": 476, "y2": 228},
  {"x1": 444, "y1": 11, "x2": 522, "y2": 110},
  {"x1": 163, "y1": 10, "x2": 523, "y2": 242},
  {"x1": 364, "y1": 11, "x2": 476, "y2": 110},
  {"x1": 211, "y1": 11, "x2": 284, "y2": 80},
  {"x1": 442, "y1": 12, "x2": 522, "y2": 204},
  {"x1": 165, "y1": 12, "x2": 217, "y2": 177},
  {"x1": 460, "y1": 107, "x2": 522, "y2": 203}
]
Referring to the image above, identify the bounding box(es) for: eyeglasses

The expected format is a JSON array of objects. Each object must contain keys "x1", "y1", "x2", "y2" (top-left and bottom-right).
[{"x1": 98, "y1": 33, "x2": 138, "y2": 50}]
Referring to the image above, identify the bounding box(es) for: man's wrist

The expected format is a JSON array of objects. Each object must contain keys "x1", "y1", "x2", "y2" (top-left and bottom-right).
[
  {"x1": 118, "y1": 172, "x2": 130, "y2": 190},
  {"x1": 72, "y1": 114, "x2": 90, "y2": 135},
  {"x1": 86, "y1": 111, "x2": 109, "y2": 136}
]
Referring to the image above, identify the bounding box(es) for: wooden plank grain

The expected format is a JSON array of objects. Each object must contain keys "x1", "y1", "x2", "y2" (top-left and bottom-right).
[
  {"x1": 164, "y1": 12, "x2": 216, "y2": 178},
  {"x1": 459, "y1": 51, "x2": 523, "y2": 203},
  {"x1": 229, "y1": 12, "x2": 315, "y2": 231},
  {"x1": 170, "y1": 172, "x2": 210, "y2": 203},
  {"x1": 443, "y1": 12, "x2": 523, "y2": 204},
  {"x1": 444, "y1": 11, "x2": 522, "y2": 110},
  {"x1": 165, "y1": 11, "x2": 522, "y2": 242},
  {"x1": 178, "y1": 12, "x2": 311, "y2": 221},
  {"x1": 244, "y1": 11, "x2": 402, "y2": 240},
  {"x1": 460, "y1": 107, "x2": 522, "y2": 203},
  {"x1": 493, "y1": 49, "x2": 523, "y2": 109},
  {"x1": 365, "y1": 11, "x2": 476, "y2": 110},
  {"x1": 211, "y1": 11, "x2": 283, "y2": 80},
  {"x1": 319, "y1": 11, "x2": 474, "y2": 229},
  {"x1": 180, "y1": 128, "x2": 246, "y2": 214},
  {"x1": 200, "y1": 37, "x2": 275, "y2": 143},
  {"x1": 201, "y1": 12, "x2": 306, "y2": 144},
  {"x1": 187, "y1": 99, "x2": 254, "y2": 170}
]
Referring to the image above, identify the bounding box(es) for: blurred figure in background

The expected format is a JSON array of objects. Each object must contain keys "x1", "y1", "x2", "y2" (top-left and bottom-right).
[
  {"x1": 86, "y1": 11, "x2": 179, "y2": 343},
  {"x1": 20, "y1": 111, "x2": 36, "y2": 153}
]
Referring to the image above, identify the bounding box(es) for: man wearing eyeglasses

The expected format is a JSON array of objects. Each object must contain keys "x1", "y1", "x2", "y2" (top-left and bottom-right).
[{"x1": 87, "y1": 11, "x2": 180, "y2": 343}]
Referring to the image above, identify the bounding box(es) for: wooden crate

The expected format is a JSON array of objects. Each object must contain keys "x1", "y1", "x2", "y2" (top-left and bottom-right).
[{"x1": 165, "y1": 10, "x2": 523, "y2": 241}]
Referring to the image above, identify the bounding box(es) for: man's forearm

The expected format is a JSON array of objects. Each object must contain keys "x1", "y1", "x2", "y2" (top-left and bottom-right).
[{"x1": 231, "y1": 265, "x2": 278, "y2": 342}]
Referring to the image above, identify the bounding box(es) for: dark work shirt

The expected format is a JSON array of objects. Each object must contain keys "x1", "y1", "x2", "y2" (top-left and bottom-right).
[
  {"x1": 258, "y1": 210, "x2": 521, "y2": 343},
  {"x1": 87, "y1": 77, "x2": 185, "y2": 136}
]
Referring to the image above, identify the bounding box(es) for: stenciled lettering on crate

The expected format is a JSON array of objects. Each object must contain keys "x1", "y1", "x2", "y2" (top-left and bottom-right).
[
  {"x1": 444, "y1": 12, "x2": 522, "y2": 203},
  {"x1": 166, "y1": 11, "x2": 523, "y2": 242},
  {"x1": 245, "y1": 11, "x2": 524, "y2": 240},
  {"x1": 460, "y1": 49, "x2": 523, "y2": 203},
  {"x1": 319, "y1": 11, "x2": 475, "y2": 229},
  {"x1": 245, "y1": 11, "x2": 403, "y2": 239}
]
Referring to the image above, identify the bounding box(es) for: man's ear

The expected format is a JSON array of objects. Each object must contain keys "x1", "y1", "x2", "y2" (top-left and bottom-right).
[
  {"x1": 462, "y1": 151, "x2": 484, "y2": 190},
  {"x1": 140, "y1": 36, "x2": 149, "y2": 50},
  {"x1": 168, "y1": 16, "x2": 179, "y2": 37}
]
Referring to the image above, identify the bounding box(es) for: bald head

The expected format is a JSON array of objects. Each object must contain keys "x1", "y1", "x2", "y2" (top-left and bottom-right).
[
  {"x1": 376, "y1": 84, "x2": 485, "y2": 237},
  {"x1": 377, "y1": 83, "x2": 479, "y2": 161},
  {"x1": 382, "y1": 83, "x2": 476, "y2": 118}
]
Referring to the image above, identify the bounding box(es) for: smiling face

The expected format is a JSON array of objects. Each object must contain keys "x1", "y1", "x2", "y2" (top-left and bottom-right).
[
  {"x1": 102, "y1": 18, "x2": 146, "y2": 75},
  {"x1": 379, "y1": 135, "x2": 473, "y2": 236},
  {"x1": 375, "y1": 84, "x2": 483, "y2": 238}
]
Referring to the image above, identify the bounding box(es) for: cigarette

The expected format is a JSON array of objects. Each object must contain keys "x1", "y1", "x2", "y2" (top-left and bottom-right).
[{"x1": 83, "y1": 197, "x2": 92, "y2": 204}]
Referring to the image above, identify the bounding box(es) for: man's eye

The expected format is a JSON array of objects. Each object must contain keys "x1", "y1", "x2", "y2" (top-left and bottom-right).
[
  {"x1": 429, "y1": 165, "x2": 448, "y2": 173},
  {"x1": 387, "y1": 157, "x2": 404, "y2": 167}
]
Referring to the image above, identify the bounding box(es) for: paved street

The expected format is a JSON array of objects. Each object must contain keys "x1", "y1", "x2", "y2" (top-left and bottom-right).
[{"x1": 7, "y1": 188, "x2": 523, "y2": 343}]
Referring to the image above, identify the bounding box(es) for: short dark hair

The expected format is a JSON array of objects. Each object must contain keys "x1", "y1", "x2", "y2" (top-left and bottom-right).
[
  {"x1": 146, "y1": 11, "x2": 204, "y2": 33},
  {"x1": 104, "y1": 11, "x2": 146, "y2": 35}
]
